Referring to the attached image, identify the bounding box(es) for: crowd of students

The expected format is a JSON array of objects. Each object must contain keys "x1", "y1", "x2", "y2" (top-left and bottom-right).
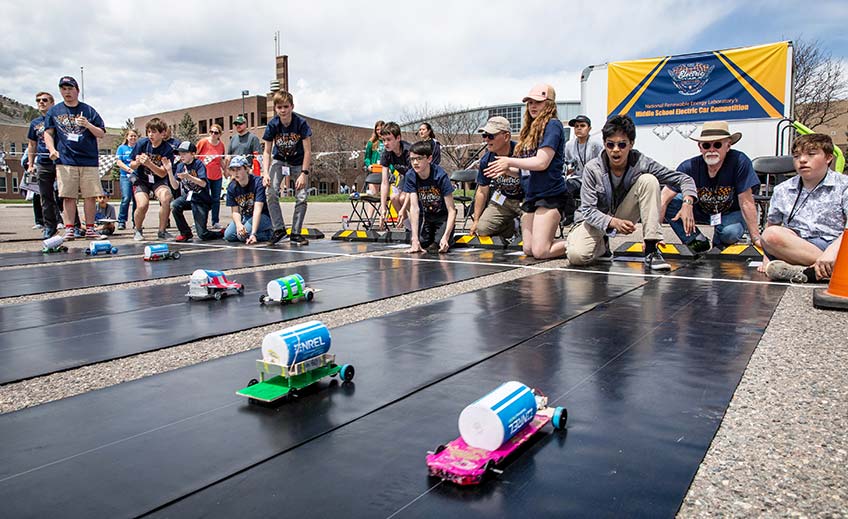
[{"x1": 25, "y1": 75, "x2": 847, "y2": 283}]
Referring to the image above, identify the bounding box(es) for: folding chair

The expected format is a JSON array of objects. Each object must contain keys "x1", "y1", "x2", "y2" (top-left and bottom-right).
[
  {"x1": 348, "y1": 171, "x2": 383, "y2": 230},
  {"x1": 450, "y1": 168, "x2": 477, "y2": 231},
  {"x1": 751, "y1": 155, "x2": 795, "y2": 231}
]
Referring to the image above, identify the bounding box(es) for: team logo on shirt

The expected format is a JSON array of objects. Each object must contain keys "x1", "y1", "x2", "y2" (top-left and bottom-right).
[
  {"x1": 697, "y1": 185, "x2": 733, "y2": 215},
  {"x1": 32, "y1": 121, "x2": 46, "y2": 142},
  {"x1": 668, "y1": 62, "x2": 715, "y2": 96},
  {"x1": 233, "y1": 193, "x2": 256, "y2": 215},
  {"x1": 273, "y1": 133, "x2": 301, "y2": 157},
  {"x1": 418, "y1": 186, "x2": 443, "y2": 213},
  {"x1": 54, "y1": 113, "x2": 86, "y2": 139},
  {"x1": 492, "y1": 174, "x2": 523, "y2": 198}
]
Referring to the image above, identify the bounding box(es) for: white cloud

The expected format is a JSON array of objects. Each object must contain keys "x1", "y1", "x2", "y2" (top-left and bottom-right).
[{"x1": 0, "y1": 0, "x2": 841, "y2": 129}]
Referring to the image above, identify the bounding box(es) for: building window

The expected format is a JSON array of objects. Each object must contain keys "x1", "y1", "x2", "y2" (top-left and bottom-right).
[
  {"x1": 214, "y1": 117, "x2": 224, "y2": 131},
  {"x1": 102, "y1": 180, "x2": 114, "y2": 196},
  {"x1": 488, "y1": 106, "x2": 523, "y2": 134},
  {"x1": 229, "y1": 115, "x2": 233, "y2": 130},
  {"x1": 198, "y1": 120, "x2": 208, "y2": 134},
  {"x1": 12, "y1": 175, "x2": 19, "y2": 193},
  {"x1": 22, "y1": 143, "x2": 28, "y2": 153},
  {"x1": 10, "y1": 143, "x2": 16, "y2": 156},
  {"x1": 260, "y1": 112, "x2": 268, "y2": 126},
  {"x1": 0, "y1": 176, "x2": 6, "y2": 192}
]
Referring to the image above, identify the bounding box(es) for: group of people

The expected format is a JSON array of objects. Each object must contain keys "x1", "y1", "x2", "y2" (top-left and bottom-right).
[{"x1": 26, "y1": 75, "x2": 846, "y2": 283}]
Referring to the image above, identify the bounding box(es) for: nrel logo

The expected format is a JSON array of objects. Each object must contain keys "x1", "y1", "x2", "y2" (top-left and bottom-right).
[
  {"x1": 294, "y1": 336, "x2": 326, "y2": 356},
  {"x1": 507, "y1": 408, "x2": 535, "y2": 435}
]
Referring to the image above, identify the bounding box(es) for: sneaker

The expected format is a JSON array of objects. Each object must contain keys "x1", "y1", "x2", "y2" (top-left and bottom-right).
[
  {"x1": 74, "y1": 227, "x2": 85, "y2": 238},
  {"x1": 290, "y1": 234, "x2": 309, "y2": 246},
  {"x1": 688, "y1": 238, "x2": 712, "y2": 254},
  {"x1": 133, "y1": 230, "x2": 144, "y2": 241},
  {"x1": 43, "y1": 228, "x2": 56, "y2": 240},
  {"x1": 85, "y1": 227, "x2": 105, "y2": 240},
  {"x1": 175, "y1": 233, "x2": 193, "y2": 242},
  {"x1": 158, "y1": 230, "x2": 175, "y2": 241},
  {"x1": 32, "y1": 224, "x2": 44, "y2": 230},
  {"x1": 598, "y1": 236, "x2": 613, "y2": 261},
  {"x1": 644, "y1": 251, "x2": 671, "y2": 271},
  {"x1": 117, "y1": 222, "x2": 126, "y2": 231},
  {"x1": 765, "y1": 260, "x2": 808, "y2": 283},
  {"x1": 211, "y1": 222, "x2": 223, "y2": 231},
  {"x1": 64, "y1": 227, "x2": 76, "y2": 241},
  {"x1": 269, "y1": 228, "x2": 288, "y2": 245}
]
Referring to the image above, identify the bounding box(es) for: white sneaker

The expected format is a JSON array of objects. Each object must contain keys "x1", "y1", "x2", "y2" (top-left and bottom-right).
[
  {"x1": 133, "y1": 230, "x2": 144, "y2": 241},
  {"x1": 158, "y1": 230, "x2": 176, "y2": 241},
  {"x1": 765, "y1": 260, "x2": 809, "y2": 283},
  {"x1": 644, "y1": 251, "x2": 671, "y2": 271},
  {"x1": 33, "y1": 224, "x2": 44, "y2": 230},
  {"x1": 211, "y1": 222, "x2": 223, "y2": 230}
]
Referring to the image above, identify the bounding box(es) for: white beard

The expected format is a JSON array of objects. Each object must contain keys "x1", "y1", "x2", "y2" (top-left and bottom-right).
[{"x1": 704, "y1": 154, "x2": 721, "y2": 166}]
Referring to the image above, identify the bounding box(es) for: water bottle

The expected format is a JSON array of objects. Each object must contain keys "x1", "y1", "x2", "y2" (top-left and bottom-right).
[{"x1": 341, "y1": 215, "x2": 349, "y2": 230}]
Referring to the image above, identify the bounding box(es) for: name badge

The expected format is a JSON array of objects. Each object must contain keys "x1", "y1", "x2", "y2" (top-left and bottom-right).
[
  {"x1": 186, "y1": 190, "x2": 193, "y2": 202},
  {"x1": 491, "y1": 191, "x2": 506, "y2": 206},
  {"x1": 67, "y1": 133, "x2": 80, "y2": 142},
  {"x1": 520, "y1": 169, "x2": 530, "y2": 178},
  {"x1": 710, "y1": 213, "x2": 722, "y2": 226},
  {"x1": 281, "y1": 166, "x2": 291, "y2": 176},
  {"x1": 147, "y1": 174, "x2": 155, "y2": 184}
]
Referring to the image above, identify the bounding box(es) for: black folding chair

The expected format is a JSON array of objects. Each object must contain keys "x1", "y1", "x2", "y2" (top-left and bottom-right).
[
  {"x1": 450, "y1": 168, "x2": 477, "y2": 231},
  {"x1": 348, "y1": 172, "x2": 383, "y2": 230},
  {"x1": 751, "y1": 155, "x2": 795, "y2": 231}
]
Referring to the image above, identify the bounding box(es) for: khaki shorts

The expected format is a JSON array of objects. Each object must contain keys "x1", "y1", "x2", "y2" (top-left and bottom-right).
[{"x1": 57, "y1": 165, "x2": 102, "y2": 198}]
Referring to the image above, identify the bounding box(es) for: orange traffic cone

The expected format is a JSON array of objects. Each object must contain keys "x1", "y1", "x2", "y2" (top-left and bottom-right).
[{"x1": 813, "y1": 230, "x2": 848, "y2": 311}]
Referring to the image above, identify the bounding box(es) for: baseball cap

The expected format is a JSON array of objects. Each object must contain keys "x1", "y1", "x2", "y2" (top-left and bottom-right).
[
  {"x1": 477, "y1": 116, "x2": 511, "y2": 134},
  {"x1": 568, "y1": 115, "x2": 591, "y2": 127},
  {"x1": 233, "y1": 115, "x2": 247, "y2": 125},
  {"x1": 522, "y1": 84, "x2": 556, "y2": 103},
  {"x1": 58, "y1": 76, "x2": 79, "y2": 89},
  {"x1": 177, "y1": 141, "x2": 197, "y2": 153},
  {"x1": 228, "y1": 155, "x2": 250, "y2": 169}
]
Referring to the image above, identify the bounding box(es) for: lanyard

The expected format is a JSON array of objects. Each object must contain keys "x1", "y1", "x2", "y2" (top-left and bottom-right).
[
  {"x1": 576, "y1": 141, "x2": 587, "y2": 169},
  {"x1": 788, "y1": 176, "x2": 825, "y2": 225}
]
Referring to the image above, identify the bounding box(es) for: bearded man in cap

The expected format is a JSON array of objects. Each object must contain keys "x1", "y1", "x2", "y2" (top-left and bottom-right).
[{"x1": 661, "y1": 121, "x2": 761, "y2": 252}]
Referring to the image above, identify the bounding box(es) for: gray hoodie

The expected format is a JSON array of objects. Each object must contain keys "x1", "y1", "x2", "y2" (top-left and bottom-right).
[{"x1": 575, "y1": 150, "x2": 697, "y2": 231}]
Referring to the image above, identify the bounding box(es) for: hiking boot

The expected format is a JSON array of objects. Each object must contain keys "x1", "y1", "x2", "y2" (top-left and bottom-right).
[
  {"x1": 290, "y1": 234, "x2": 309, "y2": 246},
  {"x1": 158, "y1": 230, "x2": 175, "y2": 241},
  {"x1": 765, "y1": 260, "x2": 809, "y2": 283},
  {"x1": 175, "y1": 233, "x2": 193, "y2": 242},
  {"x1": 269, "y1": 228, "x2": 288, "y2": 245},
  {"x1": 133, "y1": 230, "x2": 144, "y2": 241},
  {"x1": 644, "y1": 251, "x2": 671, "y2": 271}
]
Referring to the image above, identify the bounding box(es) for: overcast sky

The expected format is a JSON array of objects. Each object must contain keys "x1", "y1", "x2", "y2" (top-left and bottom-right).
[{"x1": 1, "y1": 0, "x2": 845, "y2": 128}]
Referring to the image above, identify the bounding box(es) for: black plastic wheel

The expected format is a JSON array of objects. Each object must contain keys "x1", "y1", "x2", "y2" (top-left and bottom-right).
[
  {"x1": 434, "y1": 444, "x2": 446, "y2": 455},
  {"x1": 306, "y1": 290, "x2": 314, "y2": 302},
  {"x1": 172, "y1": 251, "x2": 182, "y2": 260},
  {"x1": 247, "y1": 378, "x2": 259, "y2": 386},
  {"x1": 237, "y1": 286, "x2": 244, "y2": 296},
  {"x1": 213, "y1": 291, "x2": 222, "y2": 301}
]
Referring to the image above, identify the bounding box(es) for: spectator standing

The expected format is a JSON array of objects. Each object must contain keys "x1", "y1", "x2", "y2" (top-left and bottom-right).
[
  {"x1": 115, "y1": 129, "x2": 139, "y2": 230},
  {"x1": 196, "y1": 123, "x2": 226, "y2": 229},
  {"x1": 26, "y1": 91, "x2": 59, "y2": 238}
]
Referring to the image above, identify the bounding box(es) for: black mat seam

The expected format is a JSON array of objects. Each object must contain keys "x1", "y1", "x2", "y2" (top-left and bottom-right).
[
  {"x1": 137, "y1": 274, "x2": 657, "y2": 518},
  {"x1": 1, "y1": 263, "x2": 517, "y2": 387}
]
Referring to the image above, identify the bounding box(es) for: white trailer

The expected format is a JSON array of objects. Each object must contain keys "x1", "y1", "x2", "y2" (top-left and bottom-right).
[{"x1": 579, "y1": 41, "x2": 794, "y2": 170}]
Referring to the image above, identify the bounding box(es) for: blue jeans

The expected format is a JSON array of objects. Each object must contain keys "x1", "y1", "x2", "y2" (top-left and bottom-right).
[
  {"x1": 171, "y1": 195, "x2": 220, "y2": 240},
  {"x1": 224, "y1": 213, "x2": 273, "y2": 242},
  {"x1": 665, "y1": 193, "x2": 747, "y2": 247},
  {"x1": 119, "y1": 175, "x2": 136, "y2": 225},
  {"x1": 208, "y1": 178, "x2": 223, "y2": 225}
]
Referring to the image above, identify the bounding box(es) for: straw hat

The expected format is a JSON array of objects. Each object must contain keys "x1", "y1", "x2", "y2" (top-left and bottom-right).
[{"x1": 690, "y1": 121, "x2": 742, "y2": 144}]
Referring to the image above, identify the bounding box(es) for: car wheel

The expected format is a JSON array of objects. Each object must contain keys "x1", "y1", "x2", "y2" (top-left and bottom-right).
[
  {"x1": 237, "y1": 286, "x2": 244, "y2": 296},
  {"x1": 247, "y1": 378, "x2": 259, "y2": 386},
  {"x1": 306, "y1": 290, "x2": 314, "y2": 302},
  {"x1": 434, "y1": 444, "x2": 446, "y2": 455},
  {"x1": 214, "y1": 291, "x2": 222, "y2": 301},
  {"x1": 552, "y1": 407, "x2": 568, "y2": 430},
  {"x1": 172, "y1": 251, "x2": 182, "y2": 260},
  {"x1": 259, "y1": 294, "x2": 266, "y2": 305},
  {"x1": 340, "y1": 364, "x2": 355, "y2": 382}
]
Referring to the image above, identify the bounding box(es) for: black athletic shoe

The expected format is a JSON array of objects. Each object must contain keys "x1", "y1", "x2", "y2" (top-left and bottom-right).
[
  {"x1": 290, "y1": 234, "x2": 309, "y2": 246},
  {"x1": 688, "y1": 238, "x2": 712, "y2": 254},
  {"x1": 269, "y1": 228, "x2": 288, "y2": 245}
]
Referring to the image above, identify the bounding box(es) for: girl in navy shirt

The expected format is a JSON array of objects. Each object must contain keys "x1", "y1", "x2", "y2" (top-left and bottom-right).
[{"x1": 485, "y1": 84, "x2": 568, "y2": 259}]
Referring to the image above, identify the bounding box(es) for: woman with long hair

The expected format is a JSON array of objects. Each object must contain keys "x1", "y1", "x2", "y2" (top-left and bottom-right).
[
  {"x1": 196, "y1": 123, "x2": 226, "y2": 229},
  {"x1": 417, "y1": 122, "x2": 441, "y2": 165},
  {"x1": 364, "y1": 120, "x2": 385, "y2": 171},
  {"x1": 484, "y1": 84, "x2": 568, "y2": 259},
  {"x1": 115, "y1": 129, "x2": 139, "y2": 230}
]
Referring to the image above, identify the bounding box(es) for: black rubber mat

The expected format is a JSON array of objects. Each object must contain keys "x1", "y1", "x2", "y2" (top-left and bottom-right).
[
  {"x1": 0, "y1": 250, "x2": 535, "y2": 385},
  {"x1": 0, "y1": 270, "x2": 646, "y2": 518},
  {"x1": 0, "y1": 247, "x2": 335, "y2": 299},
  {"x1": 149, "y1": 273, "x2": 786, "y2": 518}
]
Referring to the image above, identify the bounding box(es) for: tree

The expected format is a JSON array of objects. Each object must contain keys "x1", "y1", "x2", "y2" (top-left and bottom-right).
[
  {"x1": 313, "y1": 125, "x2": 360, "y2": 193},
  {"x1": 176, "y1": 112, "x2": 198, "y2": 143},
  {"x1": 401, "y1": 104, "x2": 487, "y2": 171},
  {"x1": 792, "y1": 37, "x2": 848, "y2": 129}
]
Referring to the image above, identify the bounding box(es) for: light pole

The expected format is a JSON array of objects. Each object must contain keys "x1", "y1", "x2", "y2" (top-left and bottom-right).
[{"x1": 241, "y1": 90, "x2": 249, "y2": 123}]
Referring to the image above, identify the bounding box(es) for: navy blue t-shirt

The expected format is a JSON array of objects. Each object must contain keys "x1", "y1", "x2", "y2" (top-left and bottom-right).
[
  {"x1": 380, "y1": 141, "x2": 412, "y2": 186},
  {"x1": 402, "y1": 164, "x2": 455, "y2": 217},
  {"x1": 674, "y1": 149, "x2": 759, "y2": 215},
  {"x1": 262, "y1": 113, "x2": 312, "y2": 165},
  {"x1": 43, "y1": 102, "x2": 105, "y2": 167},
  {"x1": 477, "y1": 141, "x2": 526, "y2": 200},
  {"x1": 130, "y1": 137, "x2": 175, "y2": 186},
  {"x1": 520, "y1": 119, "x2": 567, "y2": 201},
  {"x1": 27, "y1": 115, "x2": 53, "y2": 165},
  {"x1": 226, "y1": 174, "x2": 270, "y2": 218},
  {"x1": 175, "y1": 158, "x2": 212, "y2": 205}
]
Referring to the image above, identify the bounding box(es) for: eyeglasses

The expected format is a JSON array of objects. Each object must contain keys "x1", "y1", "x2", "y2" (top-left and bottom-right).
[
  {"x1": 699, "y1": 141, "x2": 724, "y2": 150},
  {"x1": 409, "y1": 156, "x2": 427, "y2": 164},
  {"x1": 605, "y1": 141, "x2": 629, "y2": 150},
  {"x1": 235, "y1": 122, "x2": 246, "y2": 126},
  {"x1": 210, "y1": 131, "x2": 220, "y2": 134},
  {"x1": 36, "y1": 98, "x2": 51, "y2": 103},
  {"x1": 482, "y1": 133, "x2": 502, "y2": 140}
]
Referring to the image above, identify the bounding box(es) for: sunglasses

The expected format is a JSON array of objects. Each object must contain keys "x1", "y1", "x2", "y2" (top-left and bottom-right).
[
  {"x1": 605, "y1": 141, "x2": 629, "y2": 150},
  {"x1": 36, "y1": 98, "x2": 51, "y2": 103},
  {"x1": 210, "y1": 131, "x2": 220, "y2": 134},
  {"x1": 482, "y1": 133, "x2": 502, "y2": 140},
  {"x1": 699, "y1": 141, "x2": 724, "y2": 150}
]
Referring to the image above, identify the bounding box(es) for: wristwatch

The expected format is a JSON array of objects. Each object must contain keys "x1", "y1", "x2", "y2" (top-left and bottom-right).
[
  {"x1": 682, "y1": 197, "x2": 694, "y2": 205},
  {"x1": 301, "y1": 169, "x2": 309, "y2": 175}
]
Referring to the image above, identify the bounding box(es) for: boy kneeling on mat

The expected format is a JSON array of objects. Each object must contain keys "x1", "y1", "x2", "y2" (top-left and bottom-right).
[
  {"x1": 404, "y1": 140, "x2": 457, "y2": 253},
  {"x1": 169, "y1": 141, "x2": 224, "y2": 242}
]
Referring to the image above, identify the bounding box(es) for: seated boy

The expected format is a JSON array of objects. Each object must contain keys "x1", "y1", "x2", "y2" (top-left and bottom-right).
[
  {"x1": 129, "y1": 118, "x2": 175, "y2": 241},
  {"x1": 224, "y1": 156, "x2": 273, "y2": 244},
  {"x1": 760, "y1": 134, "x2": 848, "y2": 283},
  {"x1": 403, "y1": 141, "x2": 457, "y2": 253},
  {"x1": 94, "y1": 193, "x2": 116, "y2": 235},
  {"x1": 169, "y1": 141, "x2": 223, "y2": 242}
]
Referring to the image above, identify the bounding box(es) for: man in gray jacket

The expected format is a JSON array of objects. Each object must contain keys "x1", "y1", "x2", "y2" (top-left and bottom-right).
[{"x1": 566, "y1": 115, "x2": 698, "y2": 270}]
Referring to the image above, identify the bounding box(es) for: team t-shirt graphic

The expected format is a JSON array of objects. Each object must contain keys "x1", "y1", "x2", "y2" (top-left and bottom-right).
[
  {"x1": 53, "y1": 113, "x2": 86, "y2": 140},
  {"x1": 273, "y1": 133, "x2": 301, "y2": 158},
  {"x1": 697, "y1": 185, "x2": 734, "y2": 215},
  {"x1": 417, "y1": 185, "x2": 444, "y2": 214},
  {"x1": 233, "y1": 192, "x2": 256, "y2": 215},
  {"x1": 490, "y1": 174, "x2": 523, "y2": 198}
]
